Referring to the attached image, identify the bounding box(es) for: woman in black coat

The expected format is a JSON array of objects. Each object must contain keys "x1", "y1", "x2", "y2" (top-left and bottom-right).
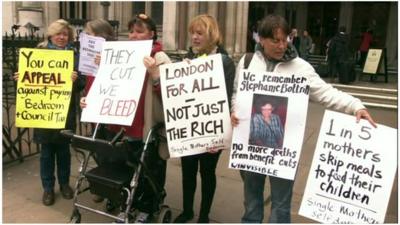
[
  {"x1": 20, "y1": 19, "x2": 85, "y2": 206},
  {"x1": 173, "y1": 14, "x2": 235, "y2": 223}
]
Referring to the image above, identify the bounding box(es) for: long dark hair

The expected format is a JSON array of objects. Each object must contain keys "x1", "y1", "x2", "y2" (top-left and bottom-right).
[{"x1": 128, "y1": 13, "x2": 158, "y2": 41}]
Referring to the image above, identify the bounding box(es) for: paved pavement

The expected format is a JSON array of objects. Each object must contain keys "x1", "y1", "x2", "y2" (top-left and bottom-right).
[{"x1": 3, "y1": 78, "x2": 398, "y2": 223}]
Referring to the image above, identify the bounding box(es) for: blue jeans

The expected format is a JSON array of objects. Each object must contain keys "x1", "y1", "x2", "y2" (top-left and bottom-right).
[
  {"x1": 40, "y1": 143, "x2": 71, "y2": 192},
  {"x1": 240, "y1": 170, "x2": 293, "y2": 223}
]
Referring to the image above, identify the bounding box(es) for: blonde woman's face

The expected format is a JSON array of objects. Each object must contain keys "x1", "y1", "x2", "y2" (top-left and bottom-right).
[
  {"x1": 50, "y1": 28, "x2": 69, "y2": 48},
  {"x1": 191, "y1": 26, "x2": 208, "y2": 52}
]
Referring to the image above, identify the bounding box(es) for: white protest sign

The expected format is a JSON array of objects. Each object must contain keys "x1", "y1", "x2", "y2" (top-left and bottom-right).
[
  {"x1": 299, "y1": 110, "x2": 397, "y2": 224},
  {"x1": 78, "y1": 32, "x2": 106, "y2": 75},
  {"x1": 229, "y1": 69, "x2": 309, "y2": 180},
  {"x1": 81, "y1": 40, "x2": 152, "y2": 125},
  {"x1": 159, "y1": 54, "x2": 232, "y2": 158}
]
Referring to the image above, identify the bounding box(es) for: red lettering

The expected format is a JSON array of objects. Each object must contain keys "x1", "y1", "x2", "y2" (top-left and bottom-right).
[{"x1": 100, "y1": 98, "x2": 137, "y2": 117}]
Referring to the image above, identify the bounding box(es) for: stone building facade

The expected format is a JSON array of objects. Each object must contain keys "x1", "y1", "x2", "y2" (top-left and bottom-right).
[{"x1": 2, "y1": 1, "x2": 397, "y2": 66}]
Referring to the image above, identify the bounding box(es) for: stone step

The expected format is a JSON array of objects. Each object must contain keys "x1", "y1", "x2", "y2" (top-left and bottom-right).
[
  {"x1": 331, "y1": 84, "x2": 398, "y2": 109},
  {"x1": 308, "y1": 54, "x2": 398, "y2": 75}
]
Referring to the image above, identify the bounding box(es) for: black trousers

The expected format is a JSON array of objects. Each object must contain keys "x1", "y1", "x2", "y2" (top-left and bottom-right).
[{"x1": 180, "y1": 151, "x2": 222, "y2": 217}]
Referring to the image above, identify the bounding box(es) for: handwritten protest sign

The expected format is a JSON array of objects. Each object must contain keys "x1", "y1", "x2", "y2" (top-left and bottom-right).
[
  {"x1": 81, "y1": 40, "x2": 152, "y2": 125},
  {"x1": 229, "y1": 69, "x2": 309, "y2": 180},
  {"x1": 299, "y1": 110, "x2": 397, "y2": 224},
  {"x1": 159, "y1": 54, "x2": 232, "y2": 158},
  {"x1": 78, "y1": 32, "x2": 105, "y2": 75},
  {"x1": 15, "y1": 48, "x2": 73, "y2": 128}
]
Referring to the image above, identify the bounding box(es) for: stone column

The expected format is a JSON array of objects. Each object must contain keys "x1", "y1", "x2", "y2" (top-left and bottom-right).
[
  {"x1": 338, "y1": 2, "x2": 353, "y2": 33},
  {"x1": 92, "y1": 2, "x2": 103, "y2": 19},
  {"x1": 218, "y1": 2, "x2": 227, "y2": 40},
  {"x1": 385, "y1": 2, "x2": 398, "y2": 67},
  {"x1": 120, "y1": 2, "x2": 133, "y2": 32},
  {"x1": 186, "y1": 2, "x2": 200, "y2": 47},
  {"x1": 145, "y1": 2, "x2": 152, "y2": 17},
  {"x1": 224, "y1": 2, "x2": 237, "y2": 55},
  {"x1": 2, "y1": 2, "x2": 16, "y2": 35},
  {"x1": 100, "y1": 1, "x2": 111, "y2": 20},
  {"x1": 17, "y1": 2, "x2": 43, "y2": 36},
  {"x1": 234, "y1": 2, "x2": 249, "y2": 56},
  {"x1": 207, "y1": 2, "x2": 218, "y2": 18},
  {"x1": 177, "y1": 2, "x2": 189, "y2": 50},
  {"x1": 162, "y1": 2, "x2": 178, "y2": 50},
  {"x1": 199, "y1": 2, "x2": 207, "y2": 14},
  {"x1": 43, "y1": 2, "x2": 60, "y2": 35}
]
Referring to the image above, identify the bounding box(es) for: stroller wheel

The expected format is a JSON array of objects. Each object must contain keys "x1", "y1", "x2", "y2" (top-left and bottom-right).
[
  {"x1": 105, "y1": 199, "x2": 117, "y2": 212},
  {"x1": 156, "y1": 205, "x2": 172, "y2": 223},
  {"x1": 70, "y1": 210, "x2": 81, "y2": 223}
]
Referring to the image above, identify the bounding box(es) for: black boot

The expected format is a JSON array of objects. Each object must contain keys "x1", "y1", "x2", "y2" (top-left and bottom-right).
[
  {"x1": 42, "y1": 190, "x2": 55, "y2": 206},
  {"x1": 197, "y1": 215, "x2": 209, "y2": 223},
  {"x1": 60, "y1": 184, "x2": 73, "y2": 199},
  {"x1": 173, "y1": 211, "x2": 194, "y2": 223}
]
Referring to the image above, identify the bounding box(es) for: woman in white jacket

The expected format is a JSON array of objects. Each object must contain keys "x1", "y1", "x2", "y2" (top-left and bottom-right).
[{"x1": 230, "y1": 14, "x2": 376, "y2": 223}]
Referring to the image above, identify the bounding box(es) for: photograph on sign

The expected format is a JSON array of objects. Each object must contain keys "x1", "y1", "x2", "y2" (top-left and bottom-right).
[
  {"x1": 299, "y1": 110, "x2": 397, "y2": 224},
  {"x1": 229, "y1": 69, "x2": 309, "y2": 180},
  {"x1": 159, "y1": 54, "x2": 232, "y2": 158},
  {"x1": 15, "y1": 48, "x2": 74, "y2": 128},
  {"x1": 248, "y1": 94, "x2": 287, "y2": 149},
  {"x1": 81, "y1": 40, "x2": 153, "y2": 126}
]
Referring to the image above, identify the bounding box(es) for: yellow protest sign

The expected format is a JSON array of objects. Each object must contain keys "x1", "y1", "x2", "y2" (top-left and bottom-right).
[{"x1": 15, "y1": 48, "x2": 74, "y2": 128}]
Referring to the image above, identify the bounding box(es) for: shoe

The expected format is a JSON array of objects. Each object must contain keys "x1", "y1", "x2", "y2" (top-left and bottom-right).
[
  {"x1": 60, "y1": 184, "x2": 73, "y2": 199},
  {"x1": 42, "y1": 190, "x2": 55, "y2": 206},
  {"x1": 173, "y1": 211, "x2": 194, "y2": 223},
  {"x1": 135, "y1": 212, "x2": 150, "y2": 223},
  {"x1": 197, "y1": 216, "x2": 209, "y2": 223},
  {"x1": 92, "y1": 194, "x2": 104, "y2": 203}
]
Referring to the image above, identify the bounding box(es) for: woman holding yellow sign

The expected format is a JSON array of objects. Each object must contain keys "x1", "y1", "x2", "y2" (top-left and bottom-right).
[{"x1": 14, "y1": 19, "x2": 85, "y2": 206}]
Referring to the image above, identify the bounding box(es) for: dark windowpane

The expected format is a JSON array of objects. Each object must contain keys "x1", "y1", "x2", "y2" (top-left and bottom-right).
[
  {"x1": 151, "y1": 2, "x2": 163, "y2": 25},
  {"x1": 133, "y1": 2, "x2": 146, "y2": 16}
]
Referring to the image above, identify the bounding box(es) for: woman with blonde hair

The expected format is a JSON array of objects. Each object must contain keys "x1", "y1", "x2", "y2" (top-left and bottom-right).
[
  {"x1": 173, "y1": 14, "x2": 235, "y2": 223},
  {"x1": 15, "y1": 19, "x2": 85, "y2": 206}
]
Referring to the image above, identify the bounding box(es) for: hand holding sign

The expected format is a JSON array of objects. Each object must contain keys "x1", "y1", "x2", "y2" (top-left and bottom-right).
[
  {"x1": 229, "y1": 69, "x2": 310, "y2": 180},
  {"x1": 15, "y1": 48, "x2": 74, "y2": 128},
  {"x1": 78, "y1": 32, "x2": 106, "y2": 75},
  {"x1": 299, "y1": 110, "x2": 397, "y2": 224},
  {"x1": 159, "y1": 54, "x2": 232, "y2": 158},
  {"x1": 81, "y1": 40, "x2": 153, "y2": 125}
]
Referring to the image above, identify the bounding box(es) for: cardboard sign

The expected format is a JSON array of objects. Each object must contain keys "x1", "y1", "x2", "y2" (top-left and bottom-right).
[
  {"x1": 299, "y1": 110, "x2": 397, "y2": 224},
  {"x1": 15, "y1": 48, "x2": 73, "y2": 128},
  {"x1": 81, "y1": 40, "x2": 153, "y2": 125},
  {"x1": 159, "y1": 54, "x2": 232, "y2": 158},
  {"x1": 362, "y1": 49, "x2": 383, "y2": 74},
  {"x1": 78, "y1": 32, "x2": 105, "y2": 75},
  {"x1": 229, "y1": 69, "x2": 310, "y2": 180}
]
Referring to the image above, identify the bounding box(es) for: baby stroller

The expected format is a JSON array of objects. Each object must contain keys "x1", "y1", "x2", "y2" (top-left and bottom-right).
[{"x1": 61, "y1": 122, "x2": 171, "y2": 223}]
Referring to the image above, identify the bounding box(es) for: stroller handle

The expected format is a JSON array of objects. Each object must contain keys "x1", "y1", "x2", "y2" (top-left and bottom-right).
[
  {"x1": 61, "y1": 129, "x2": 74, "y2": 138},
  {"x1": 152, "y1": 122, "x2": 165, "y2": 132},
  {"x1": 110, "y1": 128, "x2": 125, "y2": 145}
]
